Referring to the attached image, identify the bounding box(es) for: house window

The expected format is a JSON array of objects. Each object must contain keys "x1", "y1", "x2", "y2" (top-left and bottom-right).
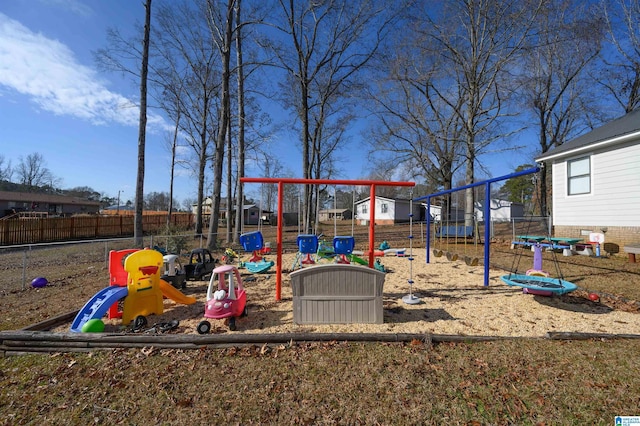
[
  {"x1": 567, "y1": 156, "x2": 591, "y2": 195},
  {"x1": 381, "y1": 203, "x2": 388, "y2": 213},
  {"x1": 362, "y1": 205, "x2": 367, "y2": 214}
]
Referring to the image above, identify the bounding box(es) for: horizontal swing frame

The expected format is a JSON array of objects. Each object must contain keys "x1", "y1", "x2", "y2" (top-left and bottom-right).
[
  {"x1": 414, "y1": 167, "x2": 540, "y2": 287},
  {"x1": 241, "y1": 177, "x2": 415, "y2": 301}
]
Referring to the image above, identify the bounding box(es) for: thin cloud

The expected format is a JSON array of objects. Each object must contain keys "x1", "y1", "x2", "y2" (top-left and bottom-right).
[
  {"x1": 0, "y1": 13, "x2": 167, "y2": 130},
  {"x1": 38, "y1": 0, "x2": 94, "y2": 17}
]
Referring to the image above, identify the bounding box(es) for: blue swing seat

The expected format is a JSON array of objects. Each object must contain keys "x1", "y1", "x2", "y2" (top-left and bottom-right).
[{"x1": 500, "y1": 274, "x2": 577, "y2": 295}]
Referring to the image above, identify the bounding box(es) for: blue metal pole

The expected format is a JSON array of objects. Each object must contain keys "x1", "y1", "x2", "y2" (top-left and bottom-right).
[
  {"x1": 425, "y1": 196, "x2": 432, "y2": 264},
  {"x1": 484, "y1": 181, "x2": 491, "y2": 286}
]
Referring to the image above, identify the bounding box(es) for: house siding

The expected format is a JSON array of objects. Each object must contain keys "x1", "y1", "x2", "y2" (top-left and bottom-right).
[
  {"x1": 375, "y1": 197, "x2": 395, "y2": 222},
  {"x1": 552, "y1": 140, "x2": 640, "y2": 228},
  {"x1": 355, "y1": 197, "x2": 419, "y2": 225}
]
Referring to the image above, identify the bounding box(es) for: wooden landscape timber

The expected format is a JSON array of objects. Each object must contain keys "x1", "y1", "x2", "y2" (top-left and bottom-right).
[{"x1": 1, "y1": 309, "x2": 638, "y2": 355}]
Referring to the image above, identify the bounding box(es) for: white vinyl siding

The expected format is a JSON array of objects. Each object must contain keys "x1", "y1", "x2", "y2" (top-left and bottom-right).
[
  {"x1": 552, "y1": 141, "x2": 640, "y2": 227},
  {"x1": 375, "y1": 197, "x2": 395, "y2": 220}
]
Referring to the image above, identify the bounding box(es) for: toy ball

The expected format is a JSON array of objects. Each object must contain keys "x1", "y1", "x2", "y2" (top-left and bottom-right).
[
  {"x1": 588, "y1": 293, "x2": 600, "y2": 302},
  {"x1": 81, "y1": 318, "x2": 105, "y2": 333},
  {"x1": 31, "y1": 277, "x2": 48, "y2": 288}
]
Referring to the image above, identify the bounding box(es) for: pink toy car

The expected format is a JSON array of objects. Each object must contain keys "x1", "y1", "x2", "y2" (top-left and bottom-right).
[{"x1": 197, "y1": 265, "x2": 247, "y2": 333}]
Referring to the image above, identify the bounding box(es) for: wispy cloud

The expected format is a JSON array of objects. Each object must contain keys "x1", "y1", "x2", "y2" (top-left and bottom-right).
[
  {"x1": 38, "y1": 0, "x2": 94, "y2": 17},
  {"x1": 0, "y1": 13, "x2": 166, "y2": 129}
]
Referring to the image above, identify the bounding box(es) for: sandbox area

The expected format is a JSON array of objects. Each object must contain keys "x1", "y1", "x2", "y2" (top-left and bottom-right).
[{"x1": 51, "y1": 251, "x2": 640, "y2": 338}]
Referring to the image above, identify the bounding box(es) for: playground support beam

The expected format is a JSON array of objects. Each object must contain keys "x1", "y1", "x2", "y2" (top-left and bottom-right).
[
  {"x1": 414, "y1": 166, "x2": 540, "y2": 287},
  {"x1": 241, "y1": 177, "x2": 415, "y2": 300}
]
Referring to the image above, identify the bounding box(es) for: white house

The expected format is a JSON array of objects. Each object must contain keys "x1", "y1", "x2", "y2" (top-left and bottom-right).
[
  {"x1": 191, "y1": 198, "x2": 264, "y2": 225},
  {"x1": 474, "y1": 199, "x2": 524, "y2": 222},
  {"x1": 354, "y1": 196, "x2": 422, "y2": 225},
  {"x1": 423, "y1": 200, "x2": 521, "y2": 223},
  {"x1": 535, "y1": 108, "x2": 640, "y2": 251}
]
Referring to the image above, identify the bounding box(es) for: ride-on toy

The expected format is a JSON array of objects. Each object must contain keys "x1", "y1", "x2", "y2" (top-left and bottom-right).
[
  {"x1": 197, "y1": 265, "x2": 247, "y2": 333},
  {"x1": 161, "y1": 254, "x2": 187, "y2": 289},
  {"x1": 184, "y1": 248, "x2": 217, "y2": 280}
]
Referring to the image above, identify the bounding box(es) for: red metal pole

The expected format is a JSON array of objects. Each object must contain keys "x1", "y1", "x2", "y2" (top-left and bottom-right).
[
  {"x1": 276, "y1": 180, "x2": 284, "y2": 301},
  {"x1": 368, "y1": 184, "x2": 376, "y2": 268}
]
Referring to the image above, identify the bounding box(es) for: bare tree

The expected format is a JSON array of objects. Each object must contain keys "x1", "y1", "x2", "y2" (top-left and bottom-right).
[
  {"x1": 419, "y1": 0, "x2": 543, "y2": 225},
  {"x1": 134, "y1": 0, "x2": 152, "y2": 248},
  {"x1": 518, "y1": 0, "x2": 605, "y2": 215},
  {"x1": 154, "y1": 1, "x2": 222, "y2": 237},
  {"x1": 16, "y1": 153, "x2": 57, "y2": 192},
  {"x1": 366, "y1": 49, "x2": 466, "y2": 202},
  {"x1": 267, "y1": 0, "x2": 396, "y2": 233},
  {"x1": 601, "y1": 0, "x2": 640, "y2": 113},
  {"x1": 0, "y1": 155, "x2": 12, "y2": 182}
]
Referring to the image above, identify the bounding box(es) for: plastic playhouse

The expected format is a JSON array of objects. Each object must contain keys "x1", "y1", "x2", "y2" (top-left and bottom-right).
[{"x1": 70, "y1": 248, "x2": 196, "y2": 332}]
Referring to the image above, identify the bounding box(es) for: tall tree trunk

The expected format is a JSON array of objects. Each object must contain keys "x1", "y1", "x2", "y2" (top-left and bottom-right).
[
  {"x1": 134, "y1": 0, "x2": 152, "y2": 248},
  {"x1": 196, "y1": 99, "x2": 208, "y2": 237},
  {"x1": 464, "y1": 135, "x2": 475, "y2": 228},
  {"x1": 301, "y1": 82, "x2": 312, "y2": 234},
  {"x1": 226, "y1": 114, "x2": 232, "y2": 243},
  {"x1": 167, "y1": 108, "x2": 180, "y2": 229},
  {"x1": 233, "y1": 0, "x2": 245, "y2": 243},
  {"x1": 207, "y1": 0, "x2": 234, "y2": 251}
]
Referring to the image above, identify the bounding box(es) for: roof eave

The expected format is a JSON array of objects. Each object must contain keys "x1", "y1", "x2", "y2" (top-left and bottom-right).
[{"x1": 535, "y1": 130, "x2": 640, "y2": 162}]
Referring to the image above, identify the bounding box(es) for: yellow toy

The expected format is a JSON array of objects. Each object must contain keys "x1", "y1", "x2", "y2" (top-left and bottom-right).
[{"x1": 122, "y1": 249, "x2": 165, "y2": 325}]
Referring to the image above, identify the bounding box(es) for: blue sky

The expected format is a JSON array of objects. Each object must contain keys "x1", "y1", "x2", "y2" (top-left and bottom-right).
[
  {"x1": 0, "y1": 0, "x2": 187, "y2": 205},
  {"x1": 0, "y1": 0, "x2": 533, "y2": 207}
]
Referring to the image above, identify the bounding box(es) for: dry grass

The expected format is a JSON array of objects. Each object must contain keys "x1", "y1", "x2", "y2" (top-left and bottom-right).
[
  {"x1": 2, "y1": 339, "x2": 640, "y2": 424},
  {"x1": 1, "y1": 222, "x2": 640, "y2": 424}
]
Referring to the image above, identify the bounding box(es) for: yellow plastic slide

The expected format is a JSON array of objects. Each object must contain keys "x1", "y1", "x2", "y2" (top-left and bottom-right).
[{"x1": 159, "y1": 279, "x2": 197, "y2": 305}]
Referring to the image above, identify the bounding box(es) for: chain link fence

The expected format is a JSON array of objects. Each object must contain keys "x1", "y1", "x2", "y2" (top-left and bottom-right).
[{"x1": 0, "y1": 233, "x2": 214, "y2": 293}]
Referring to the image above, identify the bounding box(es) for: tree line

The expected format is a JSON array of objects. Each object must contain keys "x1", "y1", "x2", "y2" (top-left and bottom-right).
[
  {"x1": 0, "y1": 152, "x2": 188, "y2": 212},
  {"x1": 102, "y1": 0, "x2": 638, "y2": 248}
]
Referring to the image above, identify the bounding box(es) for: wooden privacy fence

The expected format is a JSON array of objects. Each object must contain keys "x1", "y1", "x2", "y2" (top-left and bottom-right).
[{"x1": 0, "y1": 213, "x2": 193, "y2": 245}]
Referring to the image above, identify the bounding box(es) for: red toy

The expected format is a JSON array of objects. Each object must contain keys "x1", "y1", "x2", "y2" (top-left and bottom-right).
[{"x1": 197, "y1": 265, "x2": 247, "y2": 333}]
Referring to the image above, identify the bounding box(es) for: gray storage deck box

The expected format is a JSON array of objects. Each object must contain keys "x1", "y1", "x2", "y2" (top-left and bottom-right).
[{"x1": 290, "y1": 264, "x2": 386, "y2": 324}]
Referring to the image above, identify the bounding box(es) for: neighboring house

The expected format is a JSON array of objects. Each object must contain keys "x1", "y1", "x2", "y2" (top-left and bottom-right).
[
  {"x1": 474, "y1": 199, "x2": 524, "y2": 222},
  {"x1": 318, "y1": 209, "x2": 353, "y2": 222},
  {"x1": 0, "y1": 191, "x2": 101, "y2": 218},
  {"x1": 191, "y1": 198, "x2": 265, "y2": 225},
  {"x1": 354, "y1": 196, "x2": 422, "y2": 225},
  {"x1": 535, "y1": 108, "x2": 640, "y2": 251},
  {"x1": 424, "y1": 200, "x2": 522, "y2": 223},
  {"x1": 423, "y1": 204, "x2": 442, "y2": 222}
]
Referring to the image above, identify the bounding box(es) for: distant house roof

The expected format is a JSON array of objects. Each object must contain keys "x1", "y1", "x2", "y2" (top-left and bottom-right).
[
  {"x1": 103, "y1": 205, "x2": 134, "y2": 211},
  {"x1": 354, "y1": 196, "x2": 412, "y2": 205},
  {"x1": 319, "y1": 209, "x2": 351, "y2": 214},
  {"x1": 0, "y1": 191, "x2": 101, "y2": 207},
  {"x1": 536, "y1": 108, "x2": 640, "y2": 162}
]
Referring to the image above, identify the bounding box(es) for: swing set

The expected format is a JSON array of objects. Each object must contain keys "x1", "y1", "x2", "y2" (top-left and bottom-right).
[
  {"x1": 240, "y1": 177, "x2": 415, "y2": 301},
  {"x1": 416, "y1": 167, "x2": 542, "y2": 287}
]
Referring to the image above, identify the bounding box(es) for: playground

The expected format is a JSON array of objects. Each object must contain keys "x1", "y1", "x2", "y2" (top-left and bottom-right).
[{"x1": 22, "y1": 242, "x2": 633, "y2": 338}]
